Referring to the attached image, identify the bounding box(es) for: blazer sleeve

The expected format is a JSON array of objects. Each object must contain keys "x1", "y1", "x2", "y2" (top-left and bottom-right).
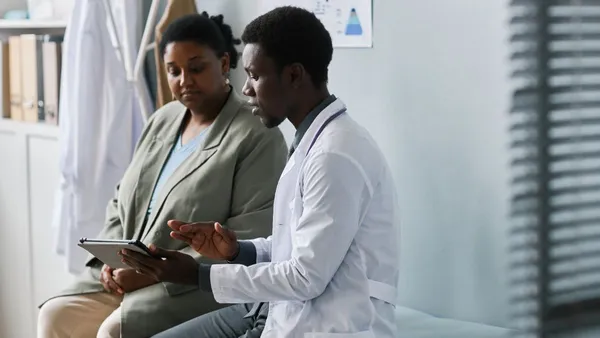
[
  {"x1": 225, "y1": 127, "x2": 287, "y2": 236},
  {"x1": 163, "y1": 127, "x2": 288, "y2": 296}
]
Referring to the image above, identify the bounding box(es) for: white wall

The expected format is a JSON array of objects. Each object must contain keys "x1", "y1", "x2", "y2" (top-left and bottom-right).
[
  {"x1": 0, "y1": 0, "x2": 26, "y2": 16},
  {"x1": 199, "y1": 0, "x2": 512, "y2": 328}
]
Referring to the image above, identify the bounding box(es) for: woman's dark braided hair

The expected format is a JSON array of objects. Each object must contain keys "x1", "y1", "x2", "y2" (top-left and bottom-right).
[{"x1": 159, "y1": 12, "x2": 241, "y2": 69}]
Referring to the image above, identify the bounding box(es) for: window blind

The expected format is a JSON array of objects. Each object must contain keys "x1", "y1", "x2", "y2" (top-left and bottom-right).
[{"x1": 509, "y1": 0, "x2": 600, "y2": 337}]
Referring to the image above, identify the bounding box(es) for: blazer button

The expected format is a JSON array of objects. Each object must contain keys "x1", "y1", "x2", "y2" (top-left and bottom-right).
[{"x1": 155, "y1": 231, "x2": 162, "y2": 237}]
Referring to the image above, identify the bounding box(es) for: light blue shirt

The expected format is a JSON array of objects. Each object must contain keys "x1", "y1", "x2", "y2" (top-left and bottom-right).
[{"x1": 147, "y1": 127, "x2": 210, "y2": 215}]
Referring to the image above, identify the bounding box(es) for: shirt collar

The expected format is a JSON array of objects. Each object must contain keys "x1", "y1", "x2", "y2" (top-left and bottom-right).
[{"x1": 290, "y1": 94, "x2": 337, "y2": 153}]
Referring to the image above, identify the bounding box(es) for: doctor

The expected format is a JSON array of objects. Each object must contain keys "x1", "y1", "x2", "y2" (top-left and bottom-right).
[{"x1": 122, "y1": 6, "x2": 399, "y2": 338}]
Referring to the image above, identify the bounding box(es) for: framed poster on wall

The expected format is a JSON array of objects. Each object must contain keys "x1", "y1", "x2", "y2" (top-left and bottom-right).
[{"x1": 260, "y1": 0, "x2": 373, "y2": 48}]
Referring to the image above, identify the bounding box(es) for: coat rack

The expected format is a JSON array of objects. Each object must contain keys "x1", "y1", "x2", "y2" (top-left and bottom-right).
[{"x1": 101, "y1": 0, "x2": 161, "y2": 123}]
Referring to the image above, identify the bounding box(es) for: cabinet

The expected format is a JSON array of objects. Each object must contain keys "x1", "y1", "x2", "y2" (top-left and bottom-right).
[{"x1": 0, "y1": 19, "x2": 73, "y2": 338}]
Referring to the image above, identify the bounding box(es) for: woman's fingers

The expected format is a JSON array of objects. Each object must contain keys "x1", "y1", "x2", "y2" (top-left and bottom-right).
[{"x1": 101, "y1": 270, "x2": 123, "y2": 294}]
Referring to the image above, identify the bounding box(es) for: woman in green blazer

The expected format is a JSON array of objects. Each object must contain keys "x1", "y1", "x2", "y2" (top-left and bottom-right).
[{"x1": 37, "y1": 13, "x2": 287, "y2": 338}]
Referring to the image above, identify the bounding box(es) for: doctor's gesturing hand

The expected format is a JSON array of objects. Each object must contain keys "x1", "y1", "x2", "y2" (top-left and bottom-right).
[{"x1": 167, "y1": 220, "x2": 240, "y2": 261}]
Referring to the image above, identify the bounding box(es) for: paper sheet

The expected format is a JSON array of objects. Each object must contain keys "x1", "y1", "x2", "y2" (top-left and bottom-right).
[{"x1": 259, "y1": 0, "x2": 373, "y2": 48}]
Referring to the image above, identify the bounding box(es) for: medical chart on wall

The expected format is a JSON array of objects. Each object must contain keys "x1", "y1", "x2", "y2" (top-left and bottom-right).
[{"x1": 259, "y1": 0, "x2": 373, "y2": 48}]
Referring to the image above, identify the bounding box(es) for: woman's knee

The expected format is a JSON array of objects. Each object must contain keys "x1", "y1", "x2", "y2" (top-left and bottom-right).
[
  {"x1": 96, "y1": 307, "x2": 121, "y2": 338},
  {"x1": 37, "y1": 297, "x2": 77, "y2": 337}
]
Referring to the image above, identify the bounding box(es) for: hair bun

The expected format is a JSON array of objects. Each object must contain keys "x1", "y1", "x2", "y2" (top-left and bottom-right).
[{"x1": 204, "y1": 12, "x2": 241, "y2": 69}]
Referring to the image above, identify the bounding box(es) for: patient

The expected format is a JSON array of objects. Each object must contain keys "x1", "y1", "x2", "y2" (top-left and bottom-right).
[{"x1": 37, "y1": 13, "x2": 287, "y2": 338}]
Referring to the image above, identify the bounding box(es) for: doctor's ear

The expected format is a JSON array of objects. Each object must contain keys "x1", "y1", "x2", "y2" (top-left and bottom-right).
[{"x1": 286, "y1": 63, "x2": 306, "y2": 89}]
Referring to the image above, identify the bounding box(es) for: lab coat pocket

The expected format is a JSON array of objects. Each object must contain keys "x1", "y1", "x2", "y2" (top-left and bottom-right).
[{"x1": 304, "y1": 331, "x2": 375, "y2": 338}]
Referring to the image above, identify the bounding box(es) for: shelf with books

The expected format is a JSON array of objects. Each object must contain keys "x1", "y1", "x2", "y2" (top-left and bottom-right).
[{"x1": 1, "y1": 23, "x2": 64, "y2": 127}]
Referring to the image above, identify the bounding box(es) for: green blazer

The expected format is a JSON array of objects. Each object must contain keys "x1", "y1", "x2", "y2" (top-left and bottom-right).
[{"x1": 44, "y1": 90, "x2": 288, "y2": 337}]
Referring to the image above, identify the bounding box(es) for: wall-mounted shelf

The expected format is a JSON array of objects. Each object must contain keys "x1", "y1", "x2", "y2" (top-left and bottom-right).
[
  {"x1": 0, "y1": 118, "x2": 59, "y2": 139},
  {"x1": 0, "y1": 19, "x2": 67, "y2": 30}
]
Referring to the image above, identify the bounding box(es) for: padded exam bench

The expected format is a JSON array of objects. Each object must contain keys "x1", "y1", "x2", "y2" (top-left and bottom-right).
[{"x1": 395, "y1": 306, "x2": 513, "y2": 338}]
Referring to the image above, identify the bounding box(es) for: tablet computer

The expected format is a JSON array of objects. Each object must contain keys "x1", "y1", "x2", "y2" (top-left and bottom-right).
[{"x1": 77, "y1": 238, "x2": 156, "y2": 270}]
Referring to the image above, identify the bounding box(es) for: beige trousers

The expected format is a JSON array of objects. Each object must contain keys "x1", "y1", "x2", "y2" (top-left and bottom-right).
[{"x1": 37, "y1": 292, "x2": 123, "y2": 338}]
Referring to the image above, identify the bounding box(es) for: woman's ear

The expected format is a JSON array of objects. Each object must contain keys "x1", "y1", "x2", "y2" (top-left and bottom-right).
[{"x1": 221, "y1": 53, "x2": 231, "y2": 75}]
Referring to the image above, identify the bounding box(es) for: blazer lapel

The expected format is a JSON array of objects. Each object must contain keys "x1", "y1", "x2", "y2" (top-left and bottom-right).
[
  {"x1": 132, "y1": 106, "x2": 186, "y2": 240},
  {"x1": 141, "y1": 89, "x2": 244, "y2": 240}
]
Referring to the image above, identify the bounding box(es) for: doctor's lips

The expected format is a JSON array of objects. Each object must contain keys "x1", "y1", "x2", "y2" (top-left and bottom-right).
[{"x1": 248, "y1": 102, "x2": 260, "y2": 116}]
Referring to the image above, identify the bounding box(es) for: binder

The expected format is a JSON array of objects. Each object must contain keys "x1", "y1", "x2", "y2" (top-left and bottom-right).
[
  {"x1": 20, "y1": 34, "x2": 44, "y2": 123},
  {"x1": 0, "y1": 41, "x2": 9, "y2": 119},
  {"x1": 42, "y1": 36, "x2": 62, "y2": 125},
  {"x1": 8, "y1": 36, "x2": 23, "y2": 120}
]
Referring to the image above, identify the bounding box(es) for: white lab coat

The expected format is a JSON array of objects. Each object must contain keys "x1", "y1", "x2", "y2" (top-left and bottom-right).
[
  {"x1": 52, "y1": 0, "x2": 139, "y2": 273},
  {"x1": 210, "y1": 98, "x2": 400, "y2": 337}
]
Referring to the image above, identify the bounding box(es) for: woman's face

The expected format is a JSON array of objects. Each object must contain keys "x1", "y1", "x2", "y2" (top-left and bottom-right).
[{"x1": 163, "y1": 41, "x2": 230, "y2": 112}]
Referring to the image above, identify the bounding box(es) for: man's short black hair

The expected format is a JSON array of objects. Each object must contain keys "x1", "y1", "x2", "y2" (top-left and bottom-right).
[
  {"x1": 241, "y1": 6, "x2": 333, "y2": 86},
  {"x1": 160, "y1": 12, "x2": 241, "y2": 69}
]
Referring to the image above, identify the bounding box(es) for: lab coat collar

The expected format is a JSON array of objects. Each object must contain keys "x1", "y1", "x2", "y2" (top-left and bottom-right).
[{"x1": 293, "y1": 97, "x2": 346, "y2": 160}]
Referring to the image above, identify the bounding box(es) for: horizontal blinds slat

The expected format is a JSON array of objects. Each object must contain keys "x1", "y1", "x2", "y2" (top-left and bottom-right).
[
  {"x1": 511, "y1": 117, "x2": 600, "y2": 130},
  {"x1": 551, "y1": 233, "x2": 600, "y2": 246},
  {"x1": 510, "y1": 217, "x2": 600, "y2": 237},
  {"x1": 512, "y1": 32, "x2": 600, "y2": 42},
  {"x1": 552, "y1": 282, "x2": 600, "y2": 298},
  {"x1": 512, "y1": 152, "x2": 600, "y2": 166},
  {"x1": 511, "y1": 249, "x2": 600, "y2": 271},
  {"x1": 513, "y1": 184, "x2": 600, "y2": 201},
  {"x1": 514, "y1": 84, "x2": 600, "y2": 95},
  {"x1": 512, "y1": 50, "x2": 600, "y2": 61},
  {"x1": 512, "y1": 0, "x2": 600, "y2": 6},
  {"x1": 513, "y1": 167, "x2": 600, "y2": 183},
  {"x1": 548, "y1": 101, "x2": 600, "y2": 111},
  {"x1": 511, "y1": 15, "x2": 600, "y2": 25},
  {"x1": 512, "y1": 134, "x2": 600, "y2": 147}
]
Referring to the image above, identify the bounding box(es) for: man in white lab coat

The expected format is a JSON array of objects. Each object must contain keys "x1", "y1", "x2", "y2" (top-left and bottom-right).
[{"x1": 122, "y1": 6, "x2": 400, "y2": 338}]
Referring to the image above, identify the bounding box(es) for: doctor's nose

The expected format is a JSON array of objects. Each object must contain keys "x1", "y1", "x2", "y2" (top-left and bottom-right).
[{"x1": 242, "y1": 77, "x2": 255, "y2": 97}]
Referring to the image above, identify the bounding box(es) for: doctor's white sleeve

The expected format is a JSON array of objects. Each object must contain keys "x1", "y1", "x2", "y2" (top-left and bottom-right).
[{"x1": 205, "y1": 152, "x2": 370, "y2": 303}]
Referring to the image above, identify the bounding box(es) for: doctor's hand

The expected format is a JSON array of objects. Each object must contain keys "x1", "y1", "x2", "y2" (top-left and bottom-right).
[
  {"x1": 168, "y1": 220, "x2": 239, "y2": 261},
  {"x1": 112, "y1": 268, "x2": 157, "y2": 293},
  {"x1": 119, "y1": 244, "x2": 199, "y2": 285}
]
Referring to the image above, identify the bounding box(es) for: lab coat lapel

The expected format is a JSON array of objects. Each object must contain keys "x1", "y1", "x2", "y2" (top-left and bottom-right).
[
  {"x1": 273, "y1": 98, "x2": 347, "y2": 251},
  {"x1": 141, "y1": 90, "x2": 243, "y2": 239}
]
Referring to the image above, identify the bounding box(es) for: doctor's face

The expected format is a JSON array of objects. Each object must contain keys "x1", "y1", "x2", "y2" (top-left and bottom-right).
[
  {"x1": 163, "y1": 41, "x2": 230, "y2": 111},
  {"x1": 241, "y1": 43, "x2": 290, "y2": 128}
]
